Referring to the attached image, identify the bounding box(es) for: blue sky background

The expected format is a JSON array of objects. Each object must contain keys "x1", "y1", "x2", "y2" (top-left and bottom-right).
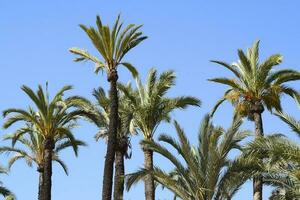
[{"x1": 1, "y1": 1, "x2": 300, "y2": 199}]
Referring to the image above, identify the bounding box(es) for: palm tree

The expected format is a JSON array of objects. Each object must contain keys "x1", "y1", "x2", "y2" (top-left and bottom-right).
[
  {"x1": 126, "y1": 114, "x2": 256, "y2": 200},
  {"x1": 2, "y1": 84, "x2": 86, "y2": 200},
  {"x1": 69, "y1": 15, "x2": 147, "y2": 200},
  {"x1": 119, "y1": 68, "x2": 201, "y2": 200},
  {"x1": 0, "y1": 123, "x2": 85, "y2": 200},
  {"x1": 269, "y1": 112, "x2": 300, "y2": 199},
  {"x1": 77, "y1": 86, "x2": 136, "y2": 200},
  {"x1": 244, "y1": 134, "x2": 300, "y2": 199},
  {"x1": 0, "y1": 166, "x2": 15, "y2": 200},
  {"x1": 209, "y1": 40, "x2": 300, "y2": 200}
]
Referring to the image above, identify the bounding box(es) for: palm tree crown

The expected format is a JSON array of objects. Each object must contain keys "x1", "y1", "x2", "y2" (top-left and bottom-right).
[
  {"x1": 119, "y1": 68, "x2": 201, "y2": 140},
  {"x1": 209, "y1": 40, "x2": 300, "y2": 118},
  {"x1": 3, "y1": 84, "x2": 85, "y2": 147},
  {"x1": 69, "y1": 14, "x2": 147, "y2": 79},
  {"x1": 127, "y1": 115, "x2": 253, "y2": 200}
]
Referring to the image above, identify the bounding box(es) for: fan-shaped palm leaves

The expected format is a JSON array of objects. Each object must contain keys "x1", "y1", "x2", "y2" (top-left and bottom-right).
[
  {"x1": 119, "y1": 68, "x2": 201, "y2": 200},
  {"x1": 209, "y1": 40, "x2": 300, "y2": 200},
  {"x1": 126, "y1": 114, "x2": 254, "y2": 200},
  {"x1": 76, "y1": 86, "x2": 135, "y2": 200},
  {"x1": 69, "y1": 15, "x2": 147, "y2": 200},
  {"x1": 2, "y1": 84, "x2": 86, "y2": 200},
  {"x1": 0, "y1": 123, "x2": 85, "y2": 200}
]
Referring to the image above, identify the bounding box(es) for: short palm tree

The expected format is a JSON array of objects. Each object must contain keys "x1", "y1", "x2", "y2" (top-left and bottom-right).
[
  {"x1": 244, "y1": 134, "x2": 300, "y2": 199},
  {"x1": 77, "y1": 87, "x2": 136, "y2": 200},
  {"x1": 69, "y1": 15, "x2": 147, "y2": 200},
  {"x1": 119, "y1": 68, "x2": 201, "y2": 200},
  {"x1": 269, "y1": 112, "x2": 300, "y2": 199},
  {"x1": 243, "y1": 107, "x2": 300, "y2": 199},
  {"x1": 0, "y1": 166, "x2": 15, "y2": 200},
  {"x1": 209, "y1": 40, "x2": 300, "y2": 200},
  {"x1": 2, "y1": 84, "x2": 86, "y2": 200},
  {"x1": 0, "y1": 123, "x2": 85, "y2": 200},
  {"x1": 126, "y1": 114, "x2": 255, "y2": 200}
]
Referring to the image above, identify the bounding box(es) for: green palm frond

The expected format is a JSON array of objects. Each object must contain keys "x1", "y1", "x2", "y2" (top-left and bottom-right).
[
  {"x1": 2, "y1": 84, "x2": 85, "y2": 177},
  {"x1": 121, "y1": 68, "x2": 200, "y2": 139},
  {"x1": 0, "y1": 166, "x2": 14, "y2": 199},
  {"x1": 69, "y1": 15, "x2": 147, "y2": 77},
  {"x1": 275, "y1": 112, "x2": 300, "y2": 139},
  {"x1": 76, "y1": 86, "x2": 137, "y2": 159},
  {"x1": 126, "y1": 114, "x2": 251, "y2": 200},
  {"x1": 210, "y1": 40, "x2": 300, "y2": 118},
  {"x1": 243, "y1": 133, "x2": 300, "y2": 199}
]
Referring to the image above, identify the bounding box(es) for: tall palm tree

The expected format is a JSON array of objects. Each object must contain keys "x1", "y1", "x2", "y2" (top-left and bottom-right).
[
  {"x1": 69, "y1": 15, "x2": 147, "y2": 200},
  {"x1": 2, "y1": 84, "x2": 86, "y2": 200},
  {"x1": 119, "y1": 68, "x2": 201, "y2": 200},
  {"x1": 0, "y1": 166, "x2": 15, "y2": 200},
  {"x1": 77, "y1": 86, "x2": 136, "y2": 200},
  {"x1": 126, "y1": 115, "x2": 256, "y2": 200},
  {"x1": 0, "y1": 123, "x2": 85, "y2": 200},
  {"x1": 209, "y1": 40, "x2": 300, "y2": 200}
]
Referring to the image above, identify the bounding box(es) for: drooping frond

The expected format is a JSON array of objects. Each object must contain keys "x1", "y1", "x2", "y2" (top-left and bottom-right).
[
  {"x1": 126, "y1": 114, "x2": 251, "y2": 200},
  {"x1": 75, "y1": 86, "x2": 137, "y2": 160},
  {"x1": 2, "y1": 84, "x2": 86, "y2": 177},
  {"x1": 243, "y1": 133, "x2": 300, "y2": 199},
  {"x1": 0, "y1": 166, "x2": 14, "y2": 199},
  {"x1": 275, "y1": 112, "x2": 300, "y2": 139}
]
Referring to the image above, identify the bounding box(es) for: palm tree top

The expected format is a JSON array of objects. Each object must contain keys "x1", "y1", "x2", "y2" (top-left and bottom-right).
[
  {"x1": 2, "y1": 84, "x2": 87, "y2": 154},
  {"x1": 209, "y1": 40, "x2": 300, "y2": 117},
  {"x1": 119, "y1": 68, "x2": 201, "y2": 139},
  {"x1": 126, "y1": 114, "x2": 252, "y2": 200},
  {"x1": 69, "y1": 15, "x2": 147, "y2": 78}
]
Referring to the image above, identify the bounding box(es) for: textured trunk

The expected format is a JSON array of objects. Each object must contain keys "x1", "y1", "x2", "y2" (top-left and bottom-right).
[
  {"x1": 43, "y1": 138, "x2": 54, "y2": 200},
  {"x1": 102, "y1": 69, "x2": 119, "y2": 200},
  {"x1": 38, "y1": 166, "x2": 44, "y2": 200},
  {"x1": 113, "y1": 150, "x2": 125, "y2": 200},
  {"x1": 253, "y1": 110, "x2": 264, "y2": 200},
  {"x1": 144, "y1": 148, "x2": 155, "y2": 200}
]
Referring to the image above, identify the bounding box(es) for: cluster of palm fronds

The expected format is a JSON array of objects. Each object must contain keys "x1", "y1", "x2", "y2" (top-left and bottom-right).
[{"x1": 1, "y1": 15, "x2": 300, "y2": 200}]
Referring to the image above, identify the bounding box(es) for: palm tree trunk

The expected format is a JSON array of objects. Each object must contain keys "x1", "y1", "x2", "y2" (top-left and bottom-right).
[
  {"x1": 37, "y1": 166, "x2": 44, "y2": 200},
  {"x1": 113, "y1": 150, "x2": 125, "y2": 200},
  {"x1": 102, "y1": 69, "x2": 119, "y2": 200},
  {"x1": 43, "y1": 138, "x2": 54, "y2": 200},
  {"x1": 253, "y1": 110, "x2": 264, "y2": 200},
  {"x1": 143, "y1": 148, "x2": 155, "y2": 200}
]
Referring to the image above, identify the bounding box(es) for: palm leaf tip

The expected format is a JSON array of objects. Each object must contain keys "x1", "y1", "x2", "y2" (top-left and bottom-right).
[{"x1": 121, "y1": 62, "x2": 139, "y2": 78}]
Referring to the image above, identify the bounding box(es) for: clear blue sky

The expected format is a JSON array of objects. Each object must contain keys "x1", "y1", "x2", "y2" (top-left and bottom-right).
[{"x1": 1, "y1": 1, "x2": 300, "y2": 200}]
